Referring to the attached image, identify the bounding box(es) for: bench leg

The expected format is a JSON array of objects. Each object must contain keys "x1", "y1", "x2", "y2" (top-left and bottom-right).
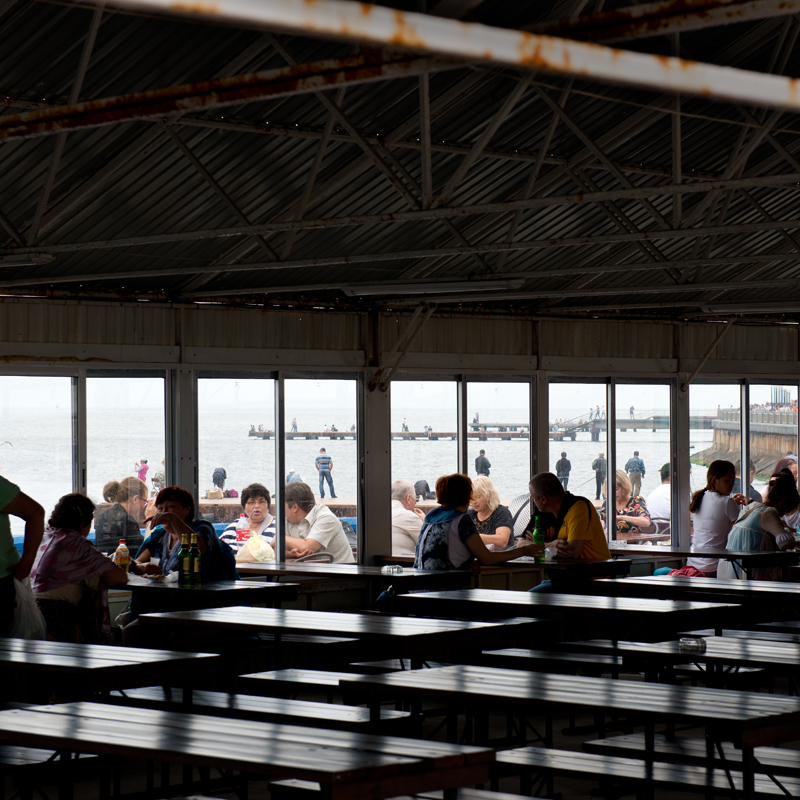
[
  {"x1": 741, "y1": 747, "x2": 754, "y2": 800},
  {"x1": 56, "y1": 751, "x2": 74, "y2": 800}
]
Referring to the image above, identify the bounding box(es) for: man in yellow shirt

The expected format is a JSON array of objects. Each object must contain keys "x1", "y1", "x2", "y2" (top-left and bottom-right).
[{"x1": 529, "y1": 472, "x2": 610, "y2": 561}]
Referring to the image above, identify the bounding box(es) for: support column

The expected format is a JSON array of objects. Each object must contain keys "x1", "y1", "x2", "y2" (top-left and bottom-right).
[
  {"x1": 533, "y1": 372, "x2": 549, "y2": 479},
  {"x1": 457, "y1": 376, "x2": 468, "y2": 475},
  {"x1": 275, "y1": 374, "x2": 286, "y2": 563},
  {"x1": 361, "y1": 372, "x2": 392, "y2": 564},
  {"x1": 72, "y1": 371, "x2": 87, "y2": 495},
  {"x1": 673, "y1": 379, "x2": 691, "y2": 548},
  {"x1": 169, "y1": 367, "x2": 198, "y2": 502}
]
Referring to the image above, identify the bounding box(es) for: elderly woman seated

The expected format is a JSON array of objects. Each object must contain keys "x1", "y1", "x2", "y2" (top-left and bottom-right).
[
  {"x1": 599, "y1": 469, "x2": 652, "y2": 540},
  {"x1": 135, "y1": 485, "x2": 237, "y2": 581},
  {"x1": 469, "y1": 476, "x2": 514, "y2": 550},
  {"x1": 31, "y1": 493, "x2": 128, "y2": 643}
]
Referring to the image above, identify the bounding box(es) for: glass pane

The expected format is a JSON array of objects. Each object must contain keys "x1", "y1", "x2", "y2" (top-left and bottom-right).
[
  {"x1": 613, "y1": 385, "x2": 671, "y2": 543},
  {"x1": 198, "y1": 378, "x2": 276, "y2": 534},
  {"x1": 748, "y1": 384, "x2": 798, "y2": 498},
  {"x1": 284, "y1": 379, "x2": 358, "y2": 559},
  {"x1": 466, "y1": 382, "x2": 530, "y2": 500},
  {"x1": 0, "y1": 376, "x2": 73, "y2": 536},
  {"x1": 548, "y1": 382, "x2": 609, "y2": 510},
  {"x1": 391, "y1": 381, "x2": 457, "y2": 554},
  {"x1": 87, "y1": 376, "x2": 166, "y2": 552},
  {"x1": 690, "y1": 384, "x2": 741, "y2": 495}
]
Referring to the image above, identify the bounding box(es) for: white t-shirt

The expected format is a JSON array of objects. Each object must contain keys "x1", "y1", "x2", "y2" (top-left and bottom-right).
[
  {"x1": 391, "y1": 499, "x2": 422, "y2": 554},
  {"x1": 688, "y1": 491, "x2": 740, "y2": 574},
  {"x1": 646, "y1": 483, "x2": 671, "y2": 522},
  {"x1": 286, "y1": 504, "x2": 355, "y2": 563}
]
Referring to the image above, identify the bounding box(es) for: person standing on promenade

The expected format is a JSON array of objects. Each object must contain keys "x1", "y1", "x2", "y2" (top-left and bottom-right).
[
  {"x1": 475, "y1": 449, "x2": 491, "y2": 477},
  {"x1": 315, "y1": 448, "x2": 336, "y2": 498},
  {"x1": 591, "y1": 452, "x2": 607, "y2": 501},
  {"x1": 625, "y1": 451, "x2": 646, "y2": 497},
  {"x1": 555, "y1": 451, "x2": 571, "y2": 489},
  {"x1": 629, "y1": 405, "x2": 635, "y2": 419}
]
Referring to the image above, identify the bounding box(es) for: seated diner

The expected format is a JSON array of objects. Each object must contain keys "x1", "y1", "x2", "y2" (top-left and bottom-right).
[
  {"x1": 718, "y1": 471, "x2": 799, "y2": 580},
  {"x1": 284, "y1": 482, "x2": 355, "y2": 563},
  {"x1": 135, "y1": 485, "x2": 237, "y2": 581},
  {"x1": 469, "y1": 476, "x2": 514, "y2": 550},
  {"x1": 31, "y1": 493, "x2": 128, "y2": 643},
  {"x1": 94, "y1": 476, "x2": 147, "y2": 554},
  {"x1": 599, "y1": 469, "x2": 651, "y2": 540},
  {"x1": 221, "y1": 482, "x2": 277, "y2": 554},
  {"x1": 414, "y1": 473, "x2": 541, "y2": 570}
]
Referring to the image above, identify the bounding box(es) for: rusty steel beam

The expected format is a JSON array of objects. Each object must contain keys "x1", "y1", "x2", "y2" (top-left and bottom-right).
[
  {"x1": 82, "y1": 0, "x2": 800, "y2": 113},
  {"x1": 533, "y1": 0, "x2": 800, "y2": 43},
  {"x1": 0, "y1": 54, "x2": 457, "y2": 142}
]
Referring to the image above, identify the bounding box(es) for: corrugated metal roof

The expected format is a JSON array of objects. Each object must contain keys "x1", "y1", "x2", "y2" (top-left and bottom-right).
[{"x1": 1, "y1": 0, "x2": 800, "y2": 321}]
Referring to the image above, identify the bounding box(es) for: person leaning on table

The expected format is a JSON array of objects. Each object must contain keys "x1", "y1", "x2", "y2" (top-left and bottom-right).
[
  {"x1": 525, "y1": 471, "x2": 611, "y2": 593},
  {"x1": 284, "y1": 482, "x2": 354, "y2": 563},
  {"x1": 414, "y1": 473, "x2": 542, "y2": 570}
]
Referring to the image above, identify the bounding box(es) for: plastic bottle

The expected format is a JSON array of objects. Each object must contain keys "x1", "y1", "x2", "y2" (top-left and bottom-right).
[
  {"x1": 178, "y1": 533, "x2": 192, "y2": 586},
  {"x1": 114, "y1": 539, "x2": 130, "y2": 572},
  {"x1": 531, "y1": 513, "x2": 545, "y2": 563},
  {"x1": 189, "y1": 532, "x2": 201, "y2": 585},
  {"x1": 236, "y1": 513, "x2": 251, "y2": 544}
]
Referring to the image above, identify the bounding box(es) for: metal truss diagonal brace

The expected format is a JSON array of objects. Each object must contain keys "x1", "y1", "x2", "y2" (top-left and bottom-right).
[
  {"x1": 368, "y1": 304, "x2": 436, "y2": 392},
  {"x1": 680, "y1": 318, "x2": 737, "y2": 392}
]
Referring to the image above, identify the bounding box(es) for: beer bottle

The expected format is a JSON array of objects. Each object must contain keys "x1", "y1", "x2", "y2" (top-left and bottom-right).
[
  {"x1": 531, "y1": 512, "x2": 545, "y2": 563},
  {"x1": 189, "y1": 532, "x2": 201, "y2": 585},
  {"x1": 178, "y1": 533, "x2": 191, "y2": 586}
]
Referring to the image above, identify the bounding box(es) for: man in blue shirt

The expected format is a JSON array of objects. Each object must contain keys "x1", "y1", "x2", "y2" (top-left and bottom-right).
[
  {"x1": 315, "y1": 448, "x2": 337, "y2": 498},
  {"x1": 624, "y1": 451, "x2": 646, "y2": 497}
]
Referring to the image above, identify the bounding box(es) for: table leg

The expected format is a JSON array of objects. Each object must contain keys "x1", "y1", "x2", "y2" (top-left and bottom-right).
[
  {"x1": 57, "y1": 751, "x2": 74, "y2": 800},
  {"x1": 741, "y1": 746, "x2": 755, "y2": 800}
]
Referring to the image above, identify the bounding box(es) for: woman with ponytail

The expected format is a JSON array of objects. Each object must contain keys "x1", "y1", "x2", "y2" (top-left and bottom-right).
[{"x1": 687, "y1": 460, "x2": 747, "y2": 577}]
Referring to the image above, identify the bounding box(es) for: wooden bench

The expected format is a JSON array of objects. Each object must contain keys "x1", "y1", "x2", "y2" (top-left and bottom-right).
[
  {"x1": 270, "y1": 780, "x2": 535, "y2": 800},
  {"x1": 0, "y1": 746, "x2": 98, "y2": 800},
  {"x1": 237, "y1": 668, "x2": 372, "y2": 703},
  {"x1": 105, "y1": 687, "x2": 412, "y2": 733},
  {"x1": 495, "y1": 747, "x2": 800, "y2": 797},
  {"x1": 584, "y1": 733, "x2": 800, "y2": 776},
  {"x1": 476, "y1": 648, "x2": 623, "y2": 677}
]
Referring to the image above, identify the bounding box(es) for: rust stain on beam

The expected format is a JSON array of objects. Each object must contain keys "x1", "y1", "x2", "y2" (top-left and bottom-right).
[{"x1": 0, "y1": 53, "x2": 452, "y2": 142}]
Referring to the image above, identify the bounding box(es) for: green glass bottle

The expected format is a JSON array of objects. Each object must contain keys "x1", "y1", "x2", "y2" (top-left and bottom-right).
[
  {"x1": 531, "y1": 512, "x2": 545, "y2": 563},
  {"x1": 189, "y1": 532, "x2": 201, "y2": 585},
  {"x1": 178, "y1": 533, "x2": 192, "y2": 586}
]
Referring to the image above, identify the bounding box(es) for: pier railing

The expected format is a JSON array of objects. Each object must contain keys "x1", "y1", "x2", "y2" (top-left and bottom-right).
[{"x1": 719, "y1": 409, "x2": 798, "y2": 426}]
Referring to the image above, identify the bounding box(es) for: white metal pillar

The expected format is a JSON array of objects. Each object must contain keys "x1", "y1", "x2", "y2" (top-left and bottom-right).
[
  {"x1": 169, "y1": 367, "x2": 198, "y2": 502},
  {"x1": 457, "y1": 376, "x2": 469, "y2": 475},
  {"x1": 533, "y1": 372, "x2": 549, "y2": 479},
  {"x1": 361, "y1": 374, "x2": 392, "y2": 564},
  {"x1": 72, "y1": 371, "x2": 87, "y2": 495},
  {"x1": 274, "y1": 373, "x2": 286, "y2": 563},
  {"x1": 673, "y1": 379, "x2": 691, "y2": 548}
]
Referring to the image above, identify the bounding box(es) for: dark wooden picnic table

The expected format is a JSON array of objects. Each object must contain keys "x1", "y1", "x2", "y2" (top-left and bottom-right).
[
  {"x1": 592, "y1": 575, "x2": 800, "y2": 619},
  {"x1": 0, "y1": 701, "x2": 493, "y2": 800},
  {"x1": 139, "y1": 606, "x2": 546, "y2": 664},
  {"x1": 0, "y1": 638, "x2": 222, "y2": 703},
  {"x1": 127, "y1": 579, "x2": 299, "y2": 610},
  {"x1": 607, "y1": 546, "x2": 799, "y2": 579},
  {"x1": 235, "y1": 562, "x2": 472, "y2": 593},
  {"x1": 389, "y1": 588, "x2": 742, "y2": 642},
  {"x1": 560, "y1": 635, "x2": 800, "y2": 687},
  {"x1": 339, "y1": 665, "x2": 800, "y2": 800}
]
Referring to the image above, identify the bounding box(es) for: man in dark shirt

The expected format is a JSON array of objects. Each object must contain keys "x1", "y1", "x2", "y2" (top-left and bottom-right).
[
  {"x1": 591, "y1": 452, "x2": 607, "y2": 501},
  {"x1": 555, "y1": 452, "x2": 571, "y2": 489},
  {"x1": 475, "y1": 450, "x2": 491, "y2": 477}
]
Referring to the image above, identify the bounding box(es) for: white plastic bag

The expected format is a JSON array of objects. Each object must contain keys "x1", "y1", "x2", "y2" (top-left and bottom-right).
[
  {"x1": 9, "y1": 577, "x2": 47, "y2": 640},
  {"x1": 235, "y1": 533, "x2": 275, "y2": 563}
]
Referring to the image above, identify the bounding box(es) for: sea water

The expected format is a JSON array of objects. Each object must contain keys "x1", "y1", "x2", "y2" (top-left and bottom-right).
[{"x1": 0, "y1": 402, "x2": 722, "y2": 535}]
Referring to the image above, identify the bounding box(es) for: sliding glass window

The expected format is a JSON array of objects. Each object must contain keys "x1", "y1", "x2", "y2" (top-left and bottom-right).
[
  {"x1": 748, "y1": 383, "x2": 798, "y2": 498},
  {"x1": 197, "y1": 377, "x2": 276, "y2": 528},
  {"x1": 466, "y1": 381, "x2": 530, "y2": 499},
  {"x1": 548, "y1": 382, "x2": 609, "y2": 505},
  {"x1": 612, "y1": 384, "x2": 671, "y2": 543},
  {"x1": 0, "y1": 376, "x2": 73, "y2": 535}
]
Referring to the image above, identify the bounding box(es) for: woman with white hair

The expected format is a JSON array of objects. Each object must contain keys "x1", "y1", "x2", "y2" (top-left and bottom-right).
[
  {"x1": 391, "y1": 479, "x2": 425, "y2": 554},
  {"x1": 469, "y1": 476, "x2": 514, "y2": 549}
]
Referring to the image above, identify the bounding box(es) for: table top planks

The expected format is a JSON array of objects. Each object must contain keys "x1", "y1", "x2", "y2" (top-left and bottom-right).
[
  {"x1": 338, "y1": 665, "x2": 800, "y2": 747},
  {"x1": 0, "y1": 702, "x2": 493, "y2": 800}
]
